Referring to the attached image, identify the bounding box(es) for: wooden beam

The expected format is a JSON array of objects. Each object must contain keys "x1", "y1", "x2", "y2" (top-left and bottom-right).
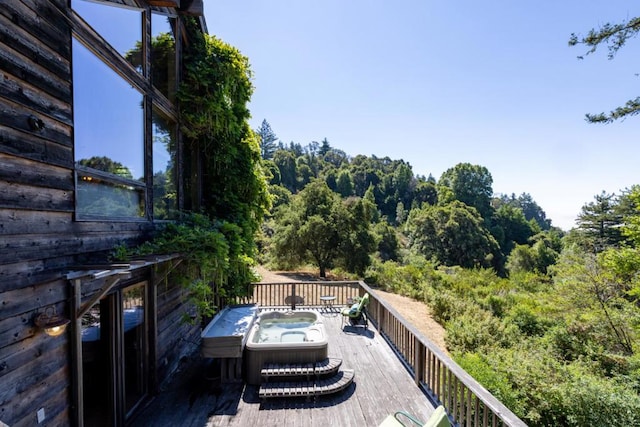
[
  {"x1": 76, "y1": 272, "x2": 131, "y2": 319},
  {"x1": 146, "y1": 0, "x2": 180, "y2": 7},
  {"x1": 70, "y1": 279, "x2": 84, "y2": 427},
  {"x1": 179, "y1": 0, "x2": 204, "y2": 16},
  {"x1": 152, "y1": 258, "x2": 183, "y2": 286}
]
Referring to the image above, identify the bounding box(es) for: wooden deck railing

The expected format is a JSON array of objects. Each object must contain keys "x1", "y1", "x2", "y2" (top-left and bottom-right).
[{"x1": 234, "y1": 280, "x2": 527, "y2": 427}]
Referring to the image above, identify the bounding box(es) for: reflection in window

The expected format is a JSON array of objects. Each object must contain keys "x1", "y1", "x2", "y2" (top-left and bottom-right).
[
  {"x1": 81, "y1": 300, "x2": 110, "y2": 424},
  {"x1": 77, "y1": 172, "x2": 145, "y2": 218},
  {"x1": 122, "y1": 284, "x2": 146, "y2": 413},
  {"x1": 73, "y1": 38, "x2": 145, "y2": 218},
  {"x1": 151, "y1": 13, "x2": 177, "y2": 102},
  {"x1": 152, "y1": 108, "x2": 178, "y2": 220},
  {"x1": 71, "y1": 0, "x2": 143, "y2": 73}
]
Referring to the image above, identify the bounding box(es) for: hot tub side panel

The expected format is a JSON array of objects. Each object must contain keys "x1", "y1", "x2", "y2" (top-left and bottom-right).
[
  {"x1": 244, "y1": 310, "x2": 329, "y2": 385},
  {"x1": 244, "y1": 343, "x2": 329, "y2": 385}
]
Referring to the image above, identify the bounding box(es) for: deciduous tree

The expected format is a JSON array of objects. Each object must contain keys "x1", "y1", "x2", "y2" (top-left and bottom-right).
[
  {"x1": 438, "y1": 163, "x2": 494, "y2": 220},
  {"x1": 272, "y1": 181, "x2": 374, "y2": 277},
  {"x1": 406, "y1": 201, "x2": 499, "y2": 268}
]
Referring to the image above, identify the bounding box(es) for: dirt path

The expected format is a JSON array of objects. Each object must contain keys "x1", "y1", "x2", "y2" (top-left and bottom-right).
[{"x1": 254, "y1": 266, "x2": 448, "y2": 354}]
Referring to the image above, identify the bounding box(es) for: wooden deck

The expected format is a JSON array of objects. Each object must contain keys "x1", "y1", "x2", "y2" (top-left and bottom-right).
[{"x1": 132, "y1": 308, "x2": 438, "y2": 426}]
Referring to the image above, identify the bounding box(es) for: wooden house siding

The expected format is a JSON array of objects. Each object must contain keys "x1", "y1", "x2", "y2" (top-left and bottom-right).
[
  {"x1": 0, "y1": 1, "x2": 203, "y2": 425},
  {"x1": 1, "y1": 0, "x2": 77, "y2": 420},
  {"x1": 154, "y1": 263, "x2": 200, "y2": 384}
]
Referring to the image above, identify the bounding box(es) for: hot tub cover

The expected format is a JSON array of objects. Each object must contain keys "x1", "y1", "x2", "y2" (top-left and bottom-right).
[{"x1": 201, "y1": 304, "x2": 258, "y2": 358}]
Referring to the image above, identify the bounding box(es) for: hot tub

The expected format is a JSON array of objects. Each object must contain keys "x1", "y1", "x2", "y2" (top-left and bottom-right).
[{"x1": 244, "y1": 310, "x2": 328, "y2": 385}]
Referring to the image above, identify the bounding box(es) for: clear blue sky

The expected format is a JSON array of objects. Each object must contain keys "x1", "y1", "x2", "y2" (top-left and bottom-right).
[{"x1": 205, "y1": 1, "x2": 640, "y2": 230}]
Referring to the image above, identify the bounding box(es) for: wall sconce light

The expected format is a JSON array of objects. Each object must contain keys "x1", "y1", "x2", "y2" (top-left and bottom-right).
[{"x1": 34, "y1": 306, "x2": 70, "y2": 337}]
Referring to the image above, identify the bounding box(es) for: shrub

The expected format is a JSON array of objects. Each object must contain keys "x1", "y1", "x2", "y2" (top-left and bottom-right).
[
  {"x1": 430, "y1": 289, "x2": 464, "y2": 323},
  {"x1": 445, "y1": 307, "x2": 518, "y2": 353},
  {"x1": 508, "y1": 270, "x2": 549, "y2": 292},
  {"x1": 484, "y1": 294, "x2": 508, "y2": 318},
  {"x1": 507, "y1": 305, "x2": 550, "y2": 337},
  {"x1": 559, "y1": 365, "x2": 640, "y2": 427},
  {"x1": 456, "y1": 352, "x2": 525, "y2": 417},
  {"x1": 544, "y1": 323, "x2": 598, "y2": 361}
]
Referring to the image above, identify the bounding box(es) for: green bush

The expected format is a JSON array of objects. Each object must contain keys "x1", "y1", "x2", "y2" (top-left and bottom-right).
[
  {"x1": 429, "y1": 289, "x2": 464, "y2": 323},
  {"x1": 477, "y1": 344, "x2": 640, "y2": 427},
  {"x1": 558, "y1": 365, "x2": 640, "y2": 427},
  {"x1": 445, "y1": 307, "x2": 518, "y2": 353},
  {"x1": 483, "y1": 294, "x2": 508, "y2": 318},
  {"x1": 508, "y1": 270, "x2": 549, "y2": 293},
  {"x1": 507, "y1": 305, "x2": 550, "y2": 337},
  {"x1": 456, "y1": 352, "x2": 525, "y2": 417},
  {"x1": 365, "y1": 257, "x2": 438, "y2": 297}
]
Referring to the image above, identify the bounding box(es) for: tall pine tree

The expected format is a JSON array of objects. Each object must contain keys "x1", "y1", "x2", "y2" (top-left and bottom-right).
[{"x1": 256, "y1": 119, "x2": 278, "y2": 160}]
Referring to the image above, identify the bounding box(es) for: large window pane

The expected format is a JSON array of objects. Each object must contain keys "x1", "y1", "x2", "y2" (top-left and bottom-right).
[
  {"x1": 73, "y1": 38, "x2": 145, "y2": 218},
  {"x1": 152, "y1": 107, "x2": 178, "y2": 220},
  {"x1": 72, "y1": 0, "x2": 143, "y2": 73},
  {"x1": 151, "y1": 13, "x2": 177, "y2": 102}
]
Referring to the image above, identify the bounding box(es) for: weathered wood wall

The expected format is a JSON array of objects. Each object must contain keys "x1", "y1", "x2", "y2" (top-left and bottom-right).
[
  {"x1": 1, "y1": 0, "x2": 76, "y2": 424},
  {"x1": 154, "y1": 263, "x2": 200, "y2": 385},
  {"x1": 0, "y1": 0, "x2": 197, "y2": 425}
]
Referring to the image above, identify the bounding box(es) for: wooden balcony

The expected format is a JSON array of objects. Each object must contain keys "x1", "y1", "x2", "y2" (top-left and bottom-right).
[{"x1": 134, "y1": 281, "x2": 526, "y2": 427}]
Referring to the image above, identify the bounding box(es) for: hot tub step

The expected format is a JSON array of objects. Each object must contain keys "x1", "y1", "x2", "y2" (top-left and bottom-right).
[
  {"x1": 258, "y1": 369, "x2": 355, "y2": 399},
  {"x1": 315, "y1": 357, "x2": 343, "y2": 376},
  {"x1": 261, "y1": 357, "x2": 342, "y2": 380},
  {"x1": 315, "y1": 369, "x2": 355, "y2": 396}
]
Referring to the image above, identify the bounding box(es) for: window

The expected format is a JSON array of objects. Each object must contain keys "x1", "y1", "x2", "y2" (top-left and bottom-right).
[
  {"x1": 72, "y1": 0, "x2": 143, "y2": 73},
  {"x1": 72, "y1": 0, "x2": 181, "y2": 220},
  {"x1": 73, "y1": 38, "x2": 146, "y2": 218},
  {"x1": 151, "y1": 12, "x2": 177, "y2": 102},
  {"x1": 152, "y1": 107, "x2": 178, "y2": 219}
]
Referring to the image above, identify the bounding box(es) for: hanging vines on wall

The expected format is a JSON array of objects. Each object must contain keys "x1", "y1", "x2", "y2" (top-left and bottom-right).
[{"x1": 118, "y1": 18, "x2": 270, "y2": 322}]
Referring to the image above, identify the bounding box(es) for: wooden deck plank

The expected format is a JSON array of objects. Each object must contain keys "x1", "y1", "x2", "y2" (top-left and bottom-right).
[{"x1": 132, "y1": 309, "x2": 436, "y2": 427}]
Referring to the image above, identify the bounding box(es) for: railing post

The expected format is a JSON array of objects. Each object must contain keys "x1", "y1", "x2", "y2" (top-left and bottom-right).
[
  {"x1": 291, "y1": 283, "x2": 296, "y2": 310},
  {"x1": 414, "y1": 340, "x2": 425, "y2": 387}
]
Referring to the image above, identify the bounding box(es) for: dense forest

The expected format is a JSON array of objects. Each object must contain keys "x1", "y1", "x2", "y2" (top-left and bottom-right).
[{"x1": 255, "y1": 119, "x2": 640, "y2": 426}]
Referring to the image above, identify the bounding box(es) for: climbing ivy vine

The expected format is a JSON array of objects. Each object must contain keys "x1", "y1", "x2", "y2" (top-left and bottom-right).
[{"x1": 120, "y1": 19, "x2": 270, "y2": 321}]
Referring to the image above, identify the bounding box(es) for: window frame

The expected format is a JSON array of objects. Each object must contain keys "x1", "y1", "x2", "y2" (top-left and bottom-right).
[{"x1": 70, "y1": 1, "x2": 181, "y2": 222}]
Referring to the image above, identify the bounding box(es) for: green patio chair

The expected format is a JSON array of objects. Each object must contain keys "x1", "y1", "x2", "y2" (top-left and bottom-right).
[
  {"x1": 340, "y1": 292, "x2": 370, "y2": 329},
  {"x1": 379, "y1": 405, "x2": 451, "y2": 427}
]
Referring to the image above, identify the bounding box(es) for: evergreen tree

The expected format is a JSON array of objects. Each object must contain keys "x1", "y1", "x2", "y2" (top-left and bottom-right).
[
  {"x1": 319, "y1": 137, "x2": 331, "y2": 156},
  {"x1": 363, "y1": 184, "x2": 380, "y2": 222},
  {"x1": 256, "y1": 119, "x2": 278, "y2": 160},
  {"x1": 570, "y1": 16, "x2": 640, "y2": 123},
  {"x1": 395, "y1": 201, "x2": 407, "y2": 225},
  {"x1": 323, "y1": 148, "x2": 349, "y2": 168},
  {"x1": 336, "y1": 170, "x2": 354, "y2": 197},
  {"x1": 339, "y1": 197, "x2": 377, "y2": 275},
  {"x1": 576, "y1": 191, "x2": 623, "y2": 252},
  {"x1": 272, "y1": 150, "x2": 298, "y2": 192}
]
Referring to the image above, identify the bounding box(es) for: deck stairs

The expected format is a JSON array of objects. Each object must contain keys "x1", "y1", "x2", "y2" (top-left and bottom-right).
[{"x1": 258, "y1": 357, "x2": 354, "y2": 399}]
